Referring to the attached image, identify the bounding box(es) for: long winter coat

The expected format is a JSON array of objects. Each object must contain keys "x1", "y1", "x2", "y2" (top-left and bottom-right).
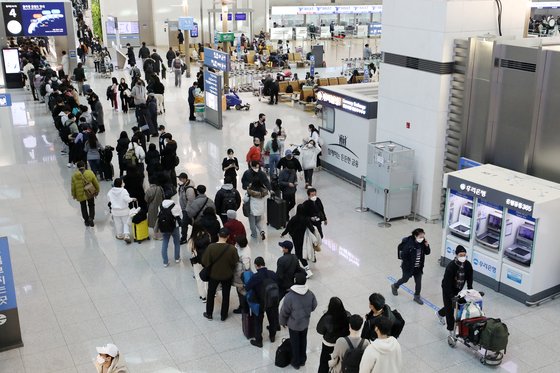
[{"x1": 144, "y1": 183, "x2": 164, "y2": 228}]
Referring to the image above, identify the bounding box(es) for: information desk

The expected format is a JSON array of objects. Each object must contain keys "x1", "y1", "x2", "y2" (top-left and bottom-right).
[{"x1": 441, "y1": 164, "x2": 560, "y2": 305}]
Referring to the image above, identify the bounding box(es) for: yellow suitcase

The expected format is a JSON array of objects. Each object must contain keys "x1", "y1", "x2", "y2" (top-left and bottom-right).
[{"x1": 132, "y1": 219, "x2": 150, "y2": 243}]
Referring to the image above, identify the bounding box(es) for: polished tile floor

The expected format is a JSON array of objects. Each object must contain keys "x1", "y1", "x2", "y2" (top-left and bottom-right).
[{"x1": 0, "y1": 51, "x2": 559, "y2": 373}]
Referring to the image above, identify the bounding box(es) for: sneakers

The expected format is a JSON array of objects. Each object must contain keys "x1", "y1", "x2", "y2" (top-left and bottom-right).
[
  {"x1": 436, "y1": 311, "x2": 446, "y2": 325},
  {"x1": 124, "y1": 235, "x2": 132, "y2": 244},
  {"x1": 260, "y1": 231, "x2": 266, "y2": 240},
  {"x1": 391, "y1": 284, "x2": 398, "y2": 296},
  {"x1": 67, "y1": 162, "x2": 72, "y2": 168},
  {"x1": 413, "y1": 295, "x2": 424, "y2": 305},
  {"x1": 201, "y1": 297, "x2": 207, "y2": 303},
  {"x1": 250, "y1": 339, "x2": 263, "y2": 348},
  {"x1": 203, "y1": 312, "x2": 212, "y2": 320},
  {"x1": 116, "y1": 235, "x2": 124, "y2": 240},
  {"x1": 163, "y1": 263, "x2": 169, "y2": 268},
  {"x1": 270, "y1": 334, "x2": 276, "y2": 343},
  {"x1": 180, "y1": 239, "x2": 188, "y2": 245},
  {"x1": 175, "y1": 258, "x2": 181, "y2": 263},
  {"x1": 232, "y1": 308, "x2": 242, "y2": 314},
  {"x1": 304, "y1": 266, "x2": 313, "y2": 279}
]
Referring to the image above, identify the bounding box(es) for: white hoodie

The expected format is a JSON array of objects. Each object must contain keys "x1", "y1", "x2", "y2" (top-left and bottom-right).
[
  {"x1": 107, "y1": 187, "x2": 134, "y2": 217},
  {"x1": 358, "y1": 336, "x2": 402, "y2": 373}
]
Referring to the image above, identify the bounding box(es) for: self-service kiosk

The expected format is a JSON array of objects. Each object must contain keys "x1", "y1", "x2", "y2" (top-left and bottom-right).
[{"x1": 441, "y1": 164, "x2": 560, "y2": 305}]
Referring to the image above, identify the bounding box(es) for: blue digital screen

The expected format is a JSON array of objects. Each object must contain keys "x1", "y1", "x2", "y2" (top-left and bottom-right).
[{"x1": 2, "y1": 2, "x2": 67, "y2": 37}]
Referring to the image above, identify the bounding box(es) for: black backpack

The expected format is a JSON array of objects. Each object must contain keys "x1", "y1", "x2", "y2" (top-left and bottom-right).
[
  {"x1": 391, "y1": 309, "x2": 405, "y2": 338},
  {"x1": 59, "y1": 121, "x2": 72, "y2": 141},
  {"x1": 261, "y1": 275, "x2": 280, "y2": 309},
  {"x1": 249, "y1": 121, "x2": 257, "y2": 137},
  {"x1": 286, "y1": 85, "x2": 294, "y2": 94},
  {"x1": 222, "y1": 189, "x2": 237, "y2": 212},
  {"x1": 157, "y1": 203, "x2": 177, "y2": 233},
  {"x1": 397, "y1": 237, "x2": 407, "y2": 259},
  {"x1": 341, "y1": 337, "x2": 366, "y2": 373},
  {"x1": 274, "y1": 338, "x2": 292, "y2": 368}
]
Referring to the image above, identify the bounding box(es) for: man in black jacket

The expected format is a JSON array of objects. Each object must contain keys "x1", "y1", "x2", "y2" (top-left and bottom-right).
[
  {"x1": 188, "y1": 82, "x2": 198, "y2": 121},
  {"x1": 245, "y1": 256, "x2": 280, "y2": 347},
  {"x1": 302, "y1": 188, "x2": 327, "y2": 238},
  {"x1": 276, "y1": 241, "x2": 302, "y2": 299},
  {"x1": 150, "y1": 49, "x2": 163, "y2": 76},
  {"x1": 166, "y1": 47, "x2": 175, "y2": 68},
  {"x1": 249, "y1": 113, "x2": 267, "y2": 146},
  {"x1": 391, "y1": 228, "x2": 431, "y2": 305},
  {"x1": 437, "y1": 245, "x2": 473, "y2": 334},
  {"x1": 361, "y1": 293, "x2": 398, "y2": 341},
  {"x1": 241, "y1": 161, "x2": 271, "y2": 190},
  {"x1": 277, "y1": 149, "x2": 303, "y2": 173},
  {"x1": 138, "y1": 42, "x2": 150, "y2": 65},
  {"x1": 214, "y1": 176, "x2": 242, "y2": 225},
  {"x1": 279, "y1": 168, "x2": 297, "y2": 220}
]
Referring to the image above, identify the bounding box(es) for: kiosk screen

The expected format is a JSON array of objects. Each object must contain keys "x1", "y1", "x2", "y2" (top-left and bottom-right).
[
  {"x1": 518, "y1": 225, "x2": 534, "y2": 241},
  {"x1": 460, "y1": 204, "x2": 473, "y2": 218},
  {"x1": 488, "y1": 214, "x2": 502, "y2": 230}
]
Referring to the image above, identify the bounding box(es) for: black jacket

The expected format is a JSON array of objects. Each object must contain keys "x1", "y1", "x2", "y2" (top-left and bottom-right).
[
  {"x1": 199, "y1": 215, "x2": 221, "y2": 243},
  {"x1": 278, "y1": 168, "x2": 297, "y2": 196},
  {"x1": 442, "y1": 259, "x2": 473, "y2": 296},
  {"x1": 400, "y1": 236, "x2": 430, "y2": 273},
  {"x1": 138, "y1": 46, "x2": 150, "y2": 59},
  {"x1": 241, "y1": 169, "x2": 271, "y2": 190},
  {"x1": 145, "y1": 149, "x2": 160, "y2": 173},
  {"x1": 215, "y1": 186, "x2": 242, "y2": 215},
  {"x1": 160, "y1": 140, "x2": 177, "y2": 170},
  {"x1": 277, "y1": 156, "x2": 302, "y2": 172},
  {"x1": 250, "y1": 121, "x2": 267, "y2": 140},
  {"x1": 166, "y1": 50, "x2": 176, "y2": 62},
  {"x1": 188, "y1": 86, "x2": 196, "y2": 104},
  {"x1": 276, "y1": 253, "x2": 302, "y2": 290},
  {"x1": 317, "y1": 311, "x2": 350, "y2": 344},
  {"x1": 302, "y1": 198, "x2": 326, "y2": 221},
  {"x1": 361, "y1": 304, "x2": 397, "y2": 341}
]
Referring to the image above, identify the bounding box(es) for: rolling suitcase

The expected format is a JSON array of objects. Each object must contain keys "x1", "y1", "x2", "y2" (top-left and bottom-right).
[
  {"x1": 83, "y1": 83, "x2": 91, "y2": 93},
  {"x1": 267, "y1": 197, "x2": 287, "y2": 229},
  {"x1": 132, "y1": 219, "x2": 149, "y2": 243},
  {"x1": 242, "y1": 311, "x2": 255, "y2": 339}
]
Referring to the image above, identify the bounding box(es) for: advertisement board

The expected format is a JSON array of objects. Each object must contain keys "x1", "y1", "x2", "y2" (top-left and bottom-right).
[
  {"x1": 190, "y1": 23, "x2": 198, "y2": 38},
  {"x1": 472, "y1": 250, "x2": 500, "y2": 280},
  {"x1": 203, "y1": 48, "x2": 230, "y2": 72},
  {"x1": 2, "y1": 49, "x2": 20, "y2": 74},
  {"x1": 2, "y1": 2, "x2": 67, "y2": 37},
  {"x1": 107, "y1": 21, "x2": 139, "y2": 35},
  {"x1": 0, "y1": 237, "x2": 23, "y2": 352}
]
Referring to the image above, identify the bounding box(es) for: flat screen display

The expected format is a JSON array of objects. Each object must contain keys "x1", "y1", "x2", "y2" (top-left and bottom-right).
[
  {"x1": 3, "y1": 2, "x2": 67, "y2": 36},
  {"x1": 518, "y1": 225, "x2": 534, "y2": 241},
  {"x1": 106, "y1": 21, "x2": 139, "y2": 35},
  {"x1": 488, "y1": 214, "x2": 502, "y2": 230},
  {"x1": 460, "y1": 204, "x2": 473, "y2": 218},
  {"x1": 2, "y1": 49, "x2": 20, "y2": 74}
]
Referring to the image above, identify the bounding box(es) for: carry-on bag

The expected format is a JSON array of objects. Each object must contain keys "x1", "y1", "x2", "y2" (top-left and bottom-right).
[
  {"x1": 267, "y1": 197, "x2": 287, "y2": 229},
  {"x1": 275, "y1": 338, "x2": 292, "y2": 367},
  {"x1": 479, "y1": 318, "x2": 509, "y2": 352},
  {"x1": 132, "y1": 219, "x2": 149, "y2": 243},
  {"x1": 242, "y1": 311, "x2": 256, "y2": 339}
]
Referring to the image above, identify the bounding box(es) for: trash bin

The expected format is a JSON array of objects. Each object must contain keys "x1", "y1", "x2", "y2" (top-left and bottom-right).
[{"x1": 195, "y1": 104, "x2": 205, "y2": 121}]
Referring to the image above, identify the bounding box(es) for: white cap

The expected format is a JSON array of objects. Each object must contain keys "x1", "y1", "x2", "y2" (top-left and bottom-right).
[{"x1": 96, "y1": 343, "x2": 119, "y2": 357}]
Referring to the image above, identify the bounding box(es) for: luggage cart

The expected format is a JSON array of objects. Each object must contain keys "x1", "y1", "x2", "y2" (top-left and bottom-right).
[
  {"x1": 253, "y1": 77, "x2": 263, "y2": 98},
  {"x1": 447, "y1": 291, "x2": 505, "y2": 366}
]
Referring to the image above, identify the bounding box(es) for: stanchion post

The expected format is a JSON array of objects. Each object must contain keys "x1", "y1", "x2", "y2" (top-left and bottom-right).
[
  {"x1": 408, "y1": 183, "x2": 422, "y2": 222},
  {"x1": 378, "y1": 188, "x2": 392, "y2": 228},
  {"x1": 355, "y1": 175, "x2": 369, "y2": 213}
]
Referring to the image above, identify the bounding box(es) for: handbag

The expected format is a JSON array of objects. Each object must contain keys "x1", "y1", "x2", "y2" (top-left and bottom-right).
[
  {"x1": 242, "y1": 194, "x2": 251, "y2": 217},
  {"x1": 199, "y1": 245, "x2": 230, "y2": 282},
  {"x1": 80, "y1": 172, "x2": 97, "y2": 198}
]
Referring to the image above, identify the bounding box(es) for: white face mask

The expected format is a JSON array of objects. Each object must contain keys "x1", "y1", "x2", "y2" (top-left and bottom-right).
[
  {"x1": 251, "y1": 167, "x2": 259, "y2": 172},
  {"x1": 96, "y1": 355, "x2": 106, "y2": 365},
  {"x1": 416, "y1": 237, "x2": 424, "y2": 243},
  {"x1": 228, "y1": 155, "x2": 233, "y2": 159},
  {"x1": 310, "y1": 196, "x2": 317, "y2": 202},
  {"x1": 307, "y1": 144, "x2": 314, "y2": 149},
  {"x1": 457, "y1": 256, "x2": 467, "y2": 263}
]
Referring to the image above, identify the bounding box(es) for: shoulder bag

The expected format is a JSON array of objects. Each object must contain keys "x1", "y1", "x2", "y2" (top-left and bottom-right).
[
  {"x1": 80, "y1": 172, "x2": 97, "y2": 198},
  {"x1": 199, "y1": 245, "x2": 231, "y2": 282}
]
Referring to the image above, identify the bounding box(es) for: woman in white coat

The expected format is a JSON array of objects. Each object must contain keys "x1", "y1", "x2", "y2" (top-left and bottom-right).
[
  {"x1": 244, "y1": 179, "x2": 269, "y2": 240},
  {"x1": 300, "y1": 140, "x2": 321, "y2": 188}
]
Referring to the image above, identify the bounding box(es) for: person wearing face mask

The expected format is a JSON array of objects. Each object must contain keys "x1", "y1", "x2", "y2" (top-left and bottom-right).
[
  {"x1": 300, "y1": 140, "x2": 321, "y2": 188},
  {"x1": 94, "y1": 343, "x2": 128, "y2": 373},
  {"x1": 249, "y1": 113, "x2": 267, "y2": 147},
  {"x1": 118, "y1": 78, "x2": 129, "y2": 113},
  {"x1": 241, "y1": 160, "x2": 271, "y2": 191},
  {"x1": 302, "y1": 188, "x2": 327, "y2": 238},
  {"x1": 391, "y1": 228, "x2": 431, "y2": 305},
  {"x1": 437, "y1": 245, "x2": 473, "y2": 335},
  {"x1": 246, "y1": 137, "x2": 262, "y2": 166},
  {"x1": 222, "y1": 148, "x2": 240, "y2": 189}
]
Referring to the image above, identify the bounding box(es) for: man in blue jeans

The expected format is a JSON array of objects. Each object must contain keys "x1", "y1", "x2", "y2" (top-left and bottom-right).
[{"x1": 159, "y1": 199, "x2": 182, "y2": 267}]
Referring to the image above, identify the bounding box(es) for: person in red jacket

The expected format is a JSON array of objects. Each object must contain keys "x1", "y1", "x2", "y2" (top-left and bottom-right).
[
  {"x1": 224, "y1": 210, "x2": 247, "y2": 245},
  {"x1": 246, "y1": 137, "x2": 262, "y2": 165}
]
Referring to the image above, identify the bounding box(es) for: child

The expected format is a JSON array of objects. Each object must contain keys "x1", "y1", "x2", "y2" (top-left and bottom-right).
[{"x1": 107, "y1": 178, "x2": 135, "y2": 243}]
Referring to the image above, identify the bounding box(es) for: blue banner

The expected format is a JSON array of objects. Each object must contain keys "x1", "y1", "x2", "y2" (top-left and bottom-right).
[
  {"x1": 0, "y1": 237, "x2": 17, "y2": 312},
  {"x1": 178, "y1": 16, "x2": 194, "y2": 31},
  {"x1": 203, "y1": 47, "x2": 230, "y2": 71}
]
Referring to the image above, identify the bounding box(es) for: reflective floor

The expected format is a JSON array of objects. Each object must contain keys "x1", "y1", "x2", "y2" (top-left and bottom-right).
[{"x1": 0, "y1": 49, "x2": 559, "y2": 373}]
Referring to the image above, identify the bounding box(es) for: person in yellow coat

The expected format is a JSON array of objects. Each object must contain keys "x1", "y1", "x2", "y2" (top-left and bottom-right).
[{"x1": 71, "y1": 161, "x2": 100, "y2": 227}]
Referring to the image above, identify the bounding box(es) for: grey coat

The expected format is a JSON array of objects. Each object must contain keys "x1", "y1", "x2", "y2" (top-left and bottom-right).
[
  {"x1": 279, "y1": 284, "x2": 317, "y2": 331},
  {"x1": 186, "y1": 194, "x2": 216, "y2": 221},
  {"x1": 144, "y1": 184, "x2": 164, "y2": 228}
]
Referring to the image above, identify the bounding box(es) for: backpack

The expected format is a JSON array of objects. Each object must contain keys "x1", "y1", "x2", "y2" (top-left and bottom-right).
[
  {"x1": 249, "y1": 121, "x2": 258, "y2": 137},
  {"x1": 124, "y1": 147, "x2": 138, "y2": 168},
  {"x1": 286, "y1": 85, "x2": 294, "y2": 94},
  {"x1": 173, "y1": 58, "x2": 181, "y2": 69},
  {"x1": 341, "y1": 337, "x2": 366, "y2": 373},
  {"x1": 391, "y1": 309, "x2": 405, "y2": 338},
  {"x1": 397, "y1": 237, "x2": 407, "y2": 259},
  {"x1": 274, "y1": 338, "x2": 292, "y2": 368},
  {"x1": 106, "y1": 85, "x2": 113, "y2": 100},
  {"x1": 157, "y1": 203, "x2": 177, "y2": 233},
  {"x1": 222, "y1": 189, "x2": 237, "y2": 212},
  {"x1": 261, "y1": 275, "x2": 280, "y2": 309},
  {"x1": 40, "y1": 82, "x2": 47, "y2": 97},
  {"x1": 479, "y1": 318, "x2": 509, "y2": 352},
  {"x1": 60, "y1": 121, "x2": 72, "y2": 141}
]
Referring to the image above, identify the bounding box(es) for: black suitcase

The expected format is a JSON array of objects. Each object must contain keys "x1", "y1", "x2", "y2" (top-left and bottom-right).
[
  {"x1": 267, "y1": 197, "x2": 287, "y2": 229},
  {"x1": 270, "y1": 174, "x2": 281, "y2": 197},
  {"x1": 101, "y1": 162, "x2": 114, "y2": 181},
  {"x1": 242, "y1": 311, "x2": 255, "y2": 339}
]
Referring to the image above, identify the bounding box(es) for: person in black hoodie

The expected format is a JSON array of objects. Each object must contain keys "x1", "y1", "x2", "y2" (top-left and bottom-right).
[
  {"x1": 126, "y1": 43, "x2": 136, "y2": 67},
  {"x1": 115, "y1": 131, "x2": 130, "y2": 177},
  {"x1": 392, "y1": 228, "x2": 431, "y2": 305},
  {"x1": 279, "y1": 167, "x2": 297, "y2": 220},
  {"x1": 302, "y1": 188, "x2": 327, "y2": 238},
  {"x1": 199, "y1": 207, "x2": 221, "y2": 243},
  {"x1": 437, "y1": 245, "x2": 473, "y2": 334},
  {"x1": 281, "y1": 204, "x2": 315, "y2": 277},
  {"x1": 316, "y1": 297, "x2": 350, "y2": 373},
  {"x1": 249, "y1": 113, "x2": 267, "y2": 145},
  {"x1": 145, "y1": 143, "x2": 160, "y2": 179},
  {"x1": 166, "y1": 47, "x2": 175, "y2": 68},
  {"x1": 275, "y1": 241, "x2": 302, "y2": 298},
  {"x1": 160, "y1": 133, "x2": 178, "y2": 187},
  {"x1": 241, "y1": 161, "x2": 271, "y2": 191},
  {"x1": 277, "y1": 149, "x2": 303, "y2": 173},
  {"x1": 123, "y1": 166, "x2": 147, "y2": 209},
  {"x1": 361, "y1": 293, "x2": 398, "y2": 341},
  {"x1": 214, "y1": 176, "x2": 242, "y2": 225}
]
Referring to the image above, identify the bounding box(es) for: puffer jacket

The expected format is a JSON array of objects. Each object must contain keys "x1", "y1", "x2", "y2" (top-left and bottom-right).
[
  {"x1": 279, "y1": 284, "x2": 317, "y2": 331},
  {"x1": 71, "y1": 169, "x2": 100, "y2": 202},
  {"x1": 300, "y1": 144, "x2": 321, "y2": 170}
]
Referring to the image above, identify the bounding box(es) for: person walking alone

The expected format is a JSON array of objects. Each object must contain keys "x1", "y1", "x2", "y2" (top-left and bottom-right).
[
  {"x1": 188, "y1": 81, "x2": 198, "y2": 121},
  {"x1": 71, "y1": 161, "x2": 100, "y2": 227}
]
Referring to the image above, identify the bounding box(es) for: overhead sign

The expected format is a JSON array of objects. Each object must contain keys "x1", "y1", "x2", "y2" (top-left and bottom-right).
[
  {"x1": 271, "y1": 5, "x2": 382, "y2": 15},
  {"x1": 220, "y1": 13, "x2": 247, "y2": 21},
  {"x1": 0, "y1": 237, "x2": 23, "y2": 352},
  {"x1": 2, "y1": 2, "x2": 67, "y2": 36},
  {"x1": 368, "y1": 23, "x2": 382, "y2": 36},
  {"x1": 0, "y1": 94, "x2": 12, "y2": 107},
  {"x1": 531, "y1": 1, "x2": 560, "y2": 9},
  {"x1": 203, "y1": 47, "x2": 230, "y2": 71},
  {"x1": 316, "y1": 88, "x2": 378, "y2": 119},
  {"x1": 217, "y1": 32, "x2": 235, "y2": 43},
  {"x1": 178, "y1": 16, "x2": 194, "y2": 31},
  {"x1": 447, "y1": 175, "x2": 534, "y2": 215}
]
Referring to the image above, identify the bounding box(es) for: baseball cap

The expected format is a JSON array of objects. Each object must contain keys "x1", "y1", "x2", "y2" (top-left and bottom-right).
[
  {"x1": 285, "y1": 149, "x2": 292, "y2": 156},
  {"x1": 177, "y1": 172, "x2": 188, "y2": 179},
  {"x1": 96, "y1": 343, "x2": 119, "y2": 357},
  {"x1": 278, "y1": 240, "x2": 293, "y2": 250}
]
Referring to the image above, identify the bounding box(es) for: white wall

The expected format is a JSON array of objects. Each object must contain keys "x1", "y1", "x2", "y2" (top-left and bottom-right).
[{"x1": 377, "y1": 0, "x2": 529, "y2": 220}]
